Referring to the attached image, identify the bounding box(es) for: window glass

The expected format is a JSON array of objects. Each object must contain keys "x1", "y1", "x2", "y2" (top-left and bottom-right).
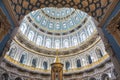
[
  {"x1": 28, "y1": 31, "x2": 34, "y2": 41},
  {"x1": 66, "y1": 61, "x2": 70, "y2": 70},
  {"x1": 43, "y1": 61, "x2": 48, "y2": 70},
  {"x1": 76, "y1": 59, "x2": 81, "y2": 68}
]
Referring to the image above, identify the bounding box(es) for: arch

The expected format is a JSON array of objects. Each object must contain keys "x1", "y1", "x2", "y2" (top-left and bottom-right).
[
  {"x1": 9, "y1": 47, "x2": 17, "y2": 58},
  {"x1": 87, "y1": 55, "x2": 92, "y2": 64},
  {"x1": 63, "y1": 39, "x2": 69, "y2": 48},
  {"x1": 65, "y1": 61, "x2": 70, "y2": 70},
  {"x1": 80, "y1": 33, "x2": 86, "y2": 42},
  {"x1": 76, "y1": 59, "x2": 81, "y2": 68},
  {"x1": 15, "y1": 77, "x2": 22, "y2": 80},
  {"x1": 43, "y1": 61, "x2": 48, "y2": 70},
  {"x1": 36, "y1": 36, "x2": 42, "y2": 46},
  {"x1": 101, "y1": 74, "x2": 110, "y2": 80},
  {"x1": 56, "y1": 22, "x2": 60, "y2": 30},
  {"x1": 20, "y1": 23, "x2": 27, "y2": 34},
  {"x1": 89, "y1": 77, "x2": 96, "y2": 80},
  {"x1": 1, "y1": 73, "x2": 9, "y2": 80},
  {"x1": 42, "y1": 19, "x2": 47, "y2": 26},
  {"x1": 63, "y1": 22, "x2": 67, "y2": 29},
  {"x1": 36, "y1": 15, "x2": 42, "y2": 22},
  {"x1": 45, "y1": 38, "x2": 51, "y2": 48},
  {"x1": 87, "y1": 24, "x2": 93, "y2": 35},
  {"x1": 72, "y1": 37, "x2": 78, "y2": 46},
  {"x1": 95, "y1": 48, "x2": 103, "y2": 58},
  {"x1": 19, "y1": 53, "x2": 27, "y2": 64},
  {"x1": 48, "y1": 22, "x2": 54, "y2": 29},
  {"x1": 32, "y1": 58, "x2": 37, "y2": 67},
  {"x1": 69, "y1": 20, "x2": 74, "y2": 26},
  {"x1": 28, "y1": 30, "x2": 34, "y2": 41},
  {"x1": 55, "y1": 40, "x2": 60, "y2": 49}
]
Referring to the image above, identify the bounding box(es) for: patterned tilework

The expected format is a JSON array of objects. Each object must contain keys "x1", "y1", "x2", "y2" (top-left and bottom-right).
[{"x1": 9, "y1": 0, "x2": 112, "y2": 21}]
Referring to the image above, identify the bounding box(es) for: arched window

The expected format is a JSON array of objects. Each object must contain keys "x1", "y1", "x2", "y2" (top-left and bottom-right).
[
  {"x1": 32, "y1": 58, "x2": 37, "y2": 67},
  {"x1": 42, "y1": 19, "x2": 47, "y2": 25},
  {"x1": 69, "y1": 20, "x2": 73, "y2": 26},
  {"x1": 19, "y1": 53, "x2": 27, "y2": 64},
  {"x1": 43, "y1": 61, "x2": 48, "y2": 70},
  {"x1": 76, "y1": 59, "x2": 81, "y2": 68},
  {"x1": 72, "y1": 37, "x2": 78, "y2": 45},
  {"x1": 46, "y1": 39, "x2": 51, "y2": 48},
  {"x1": 28, "y1": 31, "x2": 34, "y2": 41},
  {"x1": 36, "y1": 36, "x2": 42, "y2": 46},
  {"x1": 75, "y1": 16, "x2": 79, "y2": 21},
  {"x1": 15, "y1": 77, "x2": 22, "y2": 80},
  {"x1": 20, "y1": 23, "x2": 27, "y2": 34},
  {"x1": 9, "y1": 47, "x2": 17, "y2": 58},
  {"x1": 63, "y1": 23, "x2": 67, "y2": 29},
  {"x1": 64, "y1": 39, "x2": 69, "y2": 48},
  {"x1": 81, "y1": 33, "x2": 86, "y2": 42},
  {"x1": 96, "y1": 48, "x2": 103, "y2": 58},
  {"x1": 87, "y1": 24, "x2": 93, "y2": 35},
  {"x1": 88, "y1": 55, "x2": 92, "y2": 64},
  {"x1": 1, "y1": 73, "x2": 9, "y2": 80},
  {"x1": 65, "y1": 61, "x2": 70, "y2": 70},
  {"x1": 55, "y1": 40, "x2": 60, "y2": 49},
  {"x1": 56, "y1": 23, "x2": 60, "y2": 30},
  {"x1": 36, "y1": 15, "x2": 41, "y2": 22},
  {"x1": 49, "y1": 22, "x2": 53, "y2": 29}
]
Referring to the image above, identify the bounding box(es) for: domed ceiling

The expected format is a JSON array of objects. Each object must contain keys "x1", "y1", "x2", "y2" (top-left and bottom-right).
[
  {"x1": 30, "y1": 7, "x2": 87, "y2": 33},
  {"x1": 15, "y1": 7, "x2": 98, "y2": 55}
]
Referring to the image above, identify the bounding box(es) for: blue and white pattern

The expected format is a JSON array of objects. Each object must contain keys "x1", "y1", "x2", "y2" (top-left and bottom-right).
[
  {"x1": 30, "y1": 7, "x2": 87, "y2": 33},
  {"x1": 19, "y1": 8, "x2": 97, "y2": 49}
]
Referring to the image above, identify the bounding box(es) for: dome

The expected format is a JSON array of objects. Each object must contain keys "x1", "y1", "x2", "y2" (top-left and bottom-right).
[
  {"x1": 30, "y1": 7, "x2": 87, "y2": 33},
  {"x1": 18, "y1": 7, "x2": 97, "y2": 50}
]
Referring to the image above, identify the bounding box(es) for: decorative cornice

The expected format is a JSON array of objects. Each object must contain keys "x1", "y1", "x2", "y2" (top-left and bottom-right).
[
  {"x1": 14, "y1": 30, "x2": 100, "y2": 57},
  {"x1": 4, "y1": 54, "x2": 110, "y2": 74}
]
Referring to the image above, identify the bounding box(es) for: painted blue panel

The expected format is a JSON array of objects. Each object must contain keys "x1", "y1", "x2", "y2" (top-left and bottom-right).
[
  {"x1": 102, "y1": 1, "x2": 120, "y2": 61},
  {"x1": 0, "y1": 0, "x2": 15, "y2": 55}
]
